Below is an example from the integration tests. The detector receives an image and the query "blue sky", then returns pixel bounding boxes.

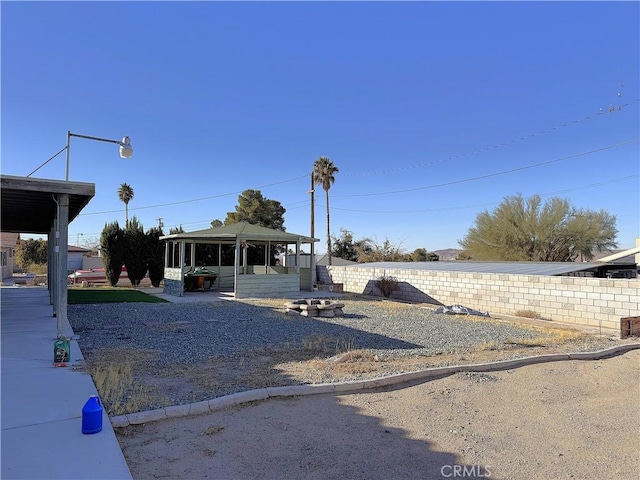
[2,1,639,253]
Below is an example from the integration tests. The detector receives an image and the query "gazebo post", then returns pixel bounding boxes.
[234,237,240,294]
[179,240,186,297]
[266,241,270,274]
[310,238,316,289]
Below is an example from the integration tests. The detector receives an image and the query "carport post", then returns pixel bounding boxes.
[55,193,69,337]
[48,223,56,308]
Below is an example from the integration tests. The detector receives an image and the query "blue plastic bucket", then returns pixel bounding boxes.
[82,395,103,434]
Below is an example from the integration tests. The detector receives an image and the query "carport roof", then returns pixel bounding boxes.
[1,175,95,234]
[351,260,615,276]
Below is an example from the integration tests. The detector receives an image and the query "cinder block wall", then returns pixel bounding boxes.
[326,265,639,331]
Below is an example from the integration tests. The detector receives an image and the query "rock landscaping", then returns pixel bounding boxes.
[284,299,345,317]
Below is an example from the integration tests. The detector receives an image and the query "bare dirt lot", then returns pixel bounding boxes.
[116,349,640,480]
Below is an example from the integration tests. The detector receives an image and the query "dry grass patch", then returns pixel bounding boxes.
[201,425,225,436]
[84,347,169,415]
[515,309,548,320]
[375,300,413,315]
[505,326,585,347]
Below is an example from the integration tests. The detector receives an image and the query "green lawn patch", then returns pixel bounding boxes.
[68,288,168,304]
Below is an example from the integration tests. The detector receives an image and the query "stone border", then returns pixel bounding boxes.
[110,343,640,428]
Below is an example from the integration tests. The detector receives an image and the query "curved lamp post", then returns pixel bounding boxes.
[26,131,133,180]
[49,131,133,360]
[65,131,133,180]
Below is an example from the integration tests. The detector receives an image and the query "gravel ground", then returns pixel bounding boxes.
[68,297,622,411]
[69,299,594,366]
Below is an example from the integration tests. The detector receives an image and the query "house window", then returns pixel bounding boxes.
[1,252,7,267]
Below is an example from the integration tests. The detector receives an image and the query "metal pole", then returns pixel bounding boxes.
[310,171,316,288]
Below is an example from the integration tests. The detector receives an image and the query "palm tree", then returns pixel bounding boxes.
[117,183,134,226]
[313,156,339,265]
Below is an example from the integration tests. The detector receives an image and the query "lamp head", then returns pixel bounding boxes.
[119,136,133,158]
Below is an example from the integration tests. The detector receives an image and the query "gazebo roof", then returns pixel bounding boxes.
[161,222,318,243]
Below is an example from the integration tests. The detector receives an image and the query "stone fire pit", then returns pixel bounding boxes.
[284,299,345,318]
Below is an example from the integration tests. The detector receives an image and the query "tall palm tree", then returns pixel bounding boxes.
[313,156,339,265]
[117,183,134,226]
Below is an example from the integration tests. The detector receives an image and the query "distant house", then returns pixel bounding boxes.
[0,233,20,279]
[67,245,92,272]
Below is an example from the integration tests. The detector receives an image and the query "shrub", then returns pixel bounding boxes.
[100,221,125,287]
[375,275,398,298]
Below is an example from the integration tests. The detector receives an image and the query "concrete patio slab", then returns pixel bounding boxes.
[1,286,132,480]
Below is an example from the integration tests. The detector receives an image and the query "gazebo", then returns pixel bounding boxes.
[160,222,318,298]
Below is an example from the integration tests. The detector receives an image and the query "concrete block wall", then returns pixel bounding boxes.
[326,265,639,331]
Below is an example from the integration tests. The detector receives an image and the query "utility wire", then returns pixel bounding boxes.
[73,103,638,219]
[333,138,639,198]
[85,174,634,240]
[332,175,639,214]
[341,99,639,178]
[81,173,308,216]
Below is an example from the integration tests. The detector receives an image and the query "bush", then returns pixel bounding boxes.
[375,275,398,298]
[101,221,125,287]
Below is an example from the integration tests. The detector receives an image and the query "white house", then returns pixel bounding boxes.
[0,233,19,280]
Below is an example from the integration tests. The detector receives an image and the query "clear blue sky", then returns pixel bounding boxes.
[2,1,638,253]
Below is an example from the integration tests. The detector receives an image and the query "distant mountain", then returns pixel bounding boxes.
[433,248,463,261]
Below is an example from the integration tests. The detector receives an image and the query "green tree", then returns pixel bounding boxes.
[459,194,618,261]
[169,225,185,234]
[224,189,286,231]
[331,229,359,262]
[117,183,135,226]
[146,226,165,287]
[313,156,339,265]
[123,217,148,287]
[210,219,223,228]
[100,221,125,286]
[15,238,48,267]
[331,228,373,263]
[411,248,439,262]
[357,238,405,263]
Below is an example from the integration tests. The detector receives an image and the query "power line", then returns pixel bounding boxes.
[333,138,639,198]
[80,173,308,216]
[340,99,640,178]
[75,102,639,218]
[332,175,639,214]
[112,174,636,237]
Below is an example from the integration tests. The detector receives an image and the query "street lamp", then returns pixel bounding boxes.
[45,130,132,365]
[26,130,133,180]
[65,131,133,180]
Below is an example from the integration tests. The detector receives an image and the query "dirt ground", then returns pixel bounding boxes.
[116,349,639,480]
